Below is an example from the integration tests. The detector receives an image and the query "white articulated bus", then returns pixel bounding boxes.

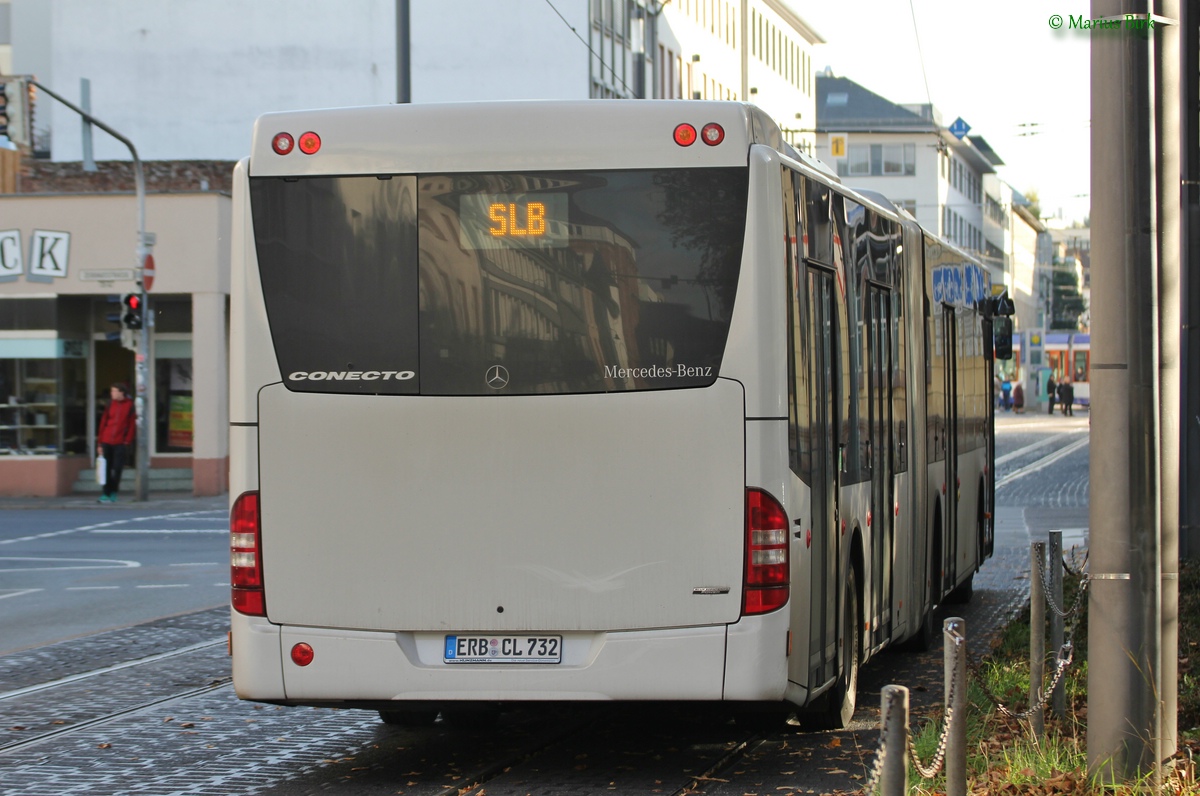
[229,100,995,729]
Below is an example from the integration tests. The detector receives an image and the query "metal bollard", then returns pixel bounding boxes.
[1049,530,1065,718]
[880,685,909,796]
[945,617,967,796]
[1030,541,1045,739]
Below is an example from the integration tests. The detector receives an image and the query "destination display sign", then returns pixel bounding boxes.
[458,193,569,250]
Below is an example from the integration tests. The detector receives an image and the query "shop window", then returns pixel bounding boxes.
[156,358,193,453]
[0,356,88,455]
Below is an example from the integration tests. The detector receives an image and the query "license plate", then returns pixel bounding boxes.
[443,635,562,664]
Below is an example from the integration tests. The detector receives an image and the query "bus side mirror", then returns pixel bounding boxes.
[993,316,1014,360]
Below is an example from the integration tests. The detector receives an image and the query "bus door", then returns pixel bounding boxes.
[941,305,959,594]
[866,285,894,648]
[806,267,841,690]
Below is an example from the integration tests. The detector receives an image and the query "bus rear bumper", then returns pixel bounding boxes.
[277,624,728,703]
[231,613,796,705]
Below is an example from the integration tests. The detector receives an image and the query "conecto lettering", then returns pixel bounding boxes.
[288,370,415,381]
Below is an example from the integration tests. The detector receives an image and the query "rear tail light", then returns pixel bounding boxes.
[271,133,294,155]
[231,491,265,616]
[743,488,789,615]
[673,123,698,146]
[297,131,321,155]
[700,123,725,146]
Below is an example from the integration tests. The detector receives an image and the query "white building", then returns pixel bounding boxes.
[657,0,822,153]
[0,0,824,495]
[18,0,820,163]
[813,74,1000,286]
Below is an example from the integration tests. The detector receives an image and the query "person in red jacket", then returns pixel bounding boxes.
[97,382,136,503]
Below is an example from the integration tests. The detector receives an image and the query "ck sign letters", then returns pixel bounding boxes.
[28,230,70,283]
[0,230,22,282]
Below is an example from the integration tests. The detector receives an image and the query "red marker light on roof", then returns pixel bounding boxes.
[701,123,725,146]
[673,123,698,147]
[298,131,321,155]
[272,133,294,155]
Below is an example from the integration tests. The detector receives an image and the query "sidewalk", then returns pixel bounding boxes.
[0,491,228,512]
[995,404,1091,428]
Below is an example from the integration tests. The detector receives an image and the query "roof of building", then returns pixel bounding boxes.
[815,75,937,133]
[816,74,999,175]
[967,135,1005,167]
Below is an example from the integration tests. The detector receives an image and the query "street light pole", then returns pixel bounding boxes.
[31,79,152,501]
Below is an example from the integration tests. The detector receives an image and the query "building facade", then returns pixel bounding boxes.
[814,74,1000,286]
[0,0,822,496]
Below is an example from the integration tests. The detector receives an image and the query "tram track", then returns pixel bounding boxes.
[0,635,231,756]
[0,677,230,754]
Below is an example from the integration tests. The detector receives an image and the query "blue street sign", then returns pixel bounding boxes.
[949,117,971,140]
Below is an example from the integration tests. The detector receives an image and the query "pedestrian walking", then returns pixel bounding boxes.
[1062,379,1074,416]
[1001,379,1012,411]
[97,382,136,503]
[1047,375,1057,415]
[1013,382,1025,413]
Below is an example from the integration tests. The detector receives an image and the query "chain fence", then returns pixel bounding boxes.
[860,622,967,796]
[857,534,1091,794]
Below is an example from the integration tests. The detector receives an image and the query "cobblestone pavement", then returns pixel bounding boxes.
[0,418,1088,796]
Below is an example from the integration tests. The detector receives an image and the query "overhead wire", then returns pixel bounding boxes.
[544,0,635,97]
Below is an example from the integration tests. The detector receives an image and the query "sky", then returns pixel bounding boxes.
[799,0,1092,226]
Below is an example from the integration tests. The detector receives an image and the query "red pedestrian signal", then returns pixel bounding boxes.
[121,293,143,330]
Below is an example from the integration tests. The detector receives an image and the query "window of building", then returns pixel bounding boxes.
[836,143,916,177]
[0,355,88,456]
[882,144,916,175]
[155,354,193,453]
[845,145,870,176]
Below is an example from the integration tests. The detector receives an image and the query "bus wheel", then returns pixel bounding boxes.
[807,567,860,730]
[379,708,439,727]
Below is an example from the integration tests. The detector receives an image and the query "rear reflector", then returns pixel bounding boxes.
[291,643,314,667]
[743,488,789,615]
[230,491,265,616]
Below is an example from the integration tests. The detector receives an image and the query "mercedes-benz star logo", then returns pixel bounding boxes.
[485,365,510,390]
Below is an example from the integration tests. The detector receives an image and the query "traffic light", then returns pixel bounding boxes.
[121,293,144,330]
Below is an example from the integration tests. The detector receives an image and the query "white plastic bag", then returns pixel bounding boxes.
[96,454,107,486]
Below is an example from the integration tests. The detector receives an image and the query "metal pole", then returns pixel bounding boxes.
[80,78,95,172]
[739,0,748,101]
[1030,542,1045,740]
[944,617,966,796]
[1087,0,1163,782]
[880,685,909,796]
[396,0,411,103]
[1181,0,1200,562]
[1049,531,1065,718]
[31,79,151,502]
[1158,0,1182,763]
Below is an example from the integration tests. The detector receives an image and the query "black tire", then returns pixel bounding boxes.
[806,567,860,730]
[378,708,439,727]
